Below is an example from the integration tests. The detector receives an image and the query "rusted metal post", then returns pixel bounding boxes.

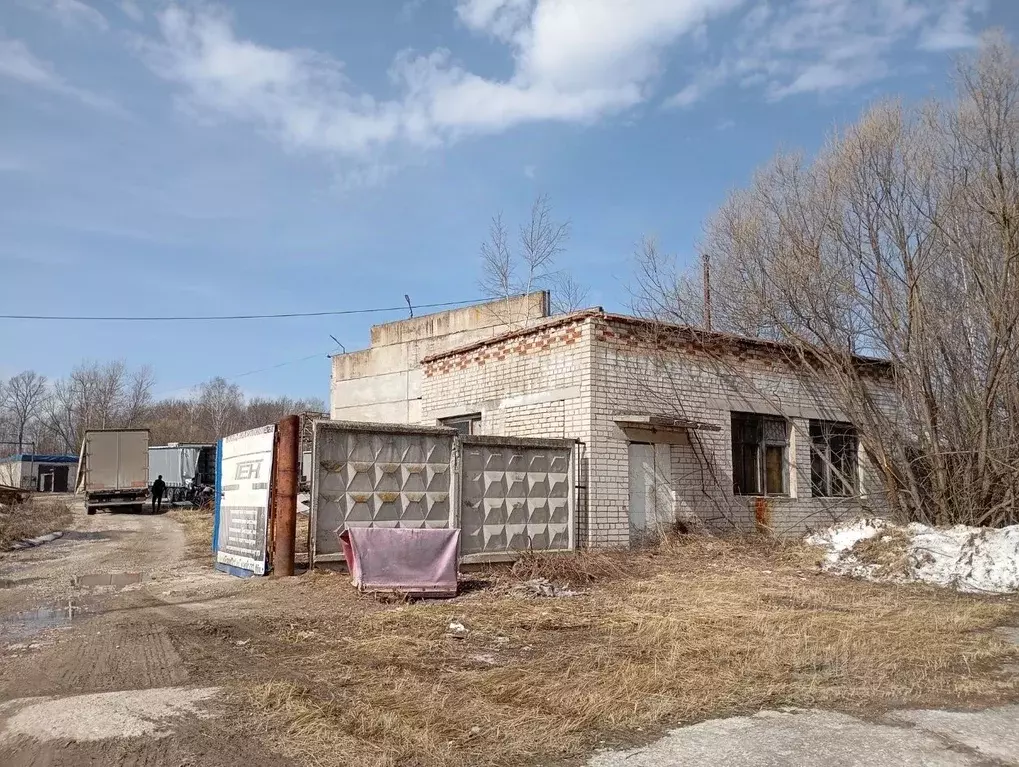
[273,414,300,577]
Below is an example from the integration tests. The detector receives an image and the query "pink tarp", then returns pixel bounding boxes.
[338,527,460,597]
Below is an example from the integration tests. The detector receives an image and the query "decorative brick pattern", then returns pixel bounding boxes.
[424,325,585,377]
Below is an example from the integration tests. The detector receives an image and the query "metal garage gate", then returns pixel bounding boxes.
[458,436,576,561]
[310,421,456,564]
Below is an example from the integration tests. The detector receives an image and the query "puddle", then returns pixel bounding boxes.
[73,572,145,589]
[0,601,80,643]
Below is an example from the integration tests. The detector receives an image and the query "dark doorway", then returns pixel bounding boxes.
[53,465,69,493]
[37,466,70,492]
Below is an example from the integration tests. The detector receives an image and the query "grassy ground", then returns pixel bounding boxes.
[225,537,1019,767]
[0,500,73,550]
[169,506,309,562]
[169,506,215,562]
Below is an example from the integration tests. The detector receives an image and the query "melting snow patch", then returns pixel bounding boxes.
[807,519,1019,594]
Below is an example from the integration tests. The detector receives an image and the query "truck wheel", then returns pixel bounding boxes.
[87,507,97,516]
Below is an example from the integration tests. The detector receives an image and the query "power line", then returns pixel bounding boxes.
[153,350,332,399]
[0,298,485,322]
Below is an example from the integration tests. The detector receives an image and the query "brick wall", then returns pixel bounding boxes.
[420,316,596,542]
[420,313,898,548]
[589,317,894,540]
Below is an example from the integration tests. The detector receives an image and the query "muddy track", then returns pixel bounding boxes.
[0,501,288,767]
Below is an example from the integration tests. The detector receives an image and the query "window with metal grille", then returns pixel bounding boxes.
[440,413,481,436]
[809,420,858,497]
[731,412,789,496]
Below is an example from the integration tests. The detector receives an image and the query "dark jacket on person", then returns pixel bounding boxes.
[152,478,167,497]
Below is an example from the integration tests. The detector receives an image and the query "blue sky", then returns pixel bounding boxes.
[1,0,1014,403]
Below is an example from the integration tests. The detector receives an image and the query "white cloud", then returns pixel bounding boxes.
[19,0,109,31]
[523,164,536,178]
[0,38,58,86]
[0,37,123,113]
[456,0,532,42]
[137,0,992,173]
[120,0,144,23]
[769,60,889,100]
[715,118,735,131]
[141,1,739,162]
[666,82,707,109]
[398,0,426,24]
[668,0,989,105]
[919,1,988,52]
[141,6,403,157]
[515,0,743,93]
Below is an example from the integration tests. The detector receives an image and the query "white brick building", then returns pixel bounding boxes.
[331,301,896,547]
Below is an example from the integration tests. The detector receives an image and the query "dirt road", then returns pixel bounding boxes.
[0,501,1016,767]
[0,500,287,767]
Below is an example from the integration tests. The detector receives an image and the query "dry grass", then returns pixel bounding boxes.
[509,548,634,584]
[296,513,309,555]
[171,506,310,562]
[169,506,215,560]
[0,500,73,549]
[851,528,914,577]
[237,537,1019,767]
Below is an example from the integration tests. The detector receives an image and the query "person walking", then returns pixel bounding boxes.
[151,475,166,514]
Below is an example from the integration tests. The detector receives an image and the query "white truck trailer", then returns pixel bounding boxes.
[76,429,151,515]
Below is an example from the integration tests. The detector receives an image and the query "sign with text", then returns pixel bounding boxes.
[216,424,275,576]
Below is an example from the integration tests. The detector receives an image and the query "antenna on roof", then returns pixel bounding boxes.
[405,294,413,318]
[329,335,345,354]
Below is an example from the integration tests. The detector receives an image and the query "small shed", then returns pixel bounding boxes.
[0,454,79,492]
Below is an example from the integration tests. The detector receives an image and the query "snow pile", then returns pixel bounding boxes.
[807,518,1019,594]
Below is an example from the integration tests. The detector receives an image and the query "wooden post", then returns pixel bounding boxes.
[272,414,299,577]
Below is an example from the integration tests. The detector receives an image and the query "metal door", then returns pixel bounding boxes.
[628,443,654,537]
[53,465,69,493]
[628,442,671,545]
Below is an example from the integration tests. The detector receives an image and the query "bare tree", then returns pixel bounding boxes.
[6,359,322,450]
[122,366,155,427]
[196,377,244,440]
[633,32,1019,528]
[43,361,157,452]
[146,398,201,445]
[479,194,586,320]
[1,371,49,449]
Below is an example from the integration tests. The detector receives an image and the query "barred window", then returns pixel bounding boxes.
[809,420,858,497]
[731,412,789,496]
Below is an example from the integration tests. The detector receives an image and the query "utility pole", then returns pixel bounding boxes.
[272,415,299,577]
[702,252,713,332]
